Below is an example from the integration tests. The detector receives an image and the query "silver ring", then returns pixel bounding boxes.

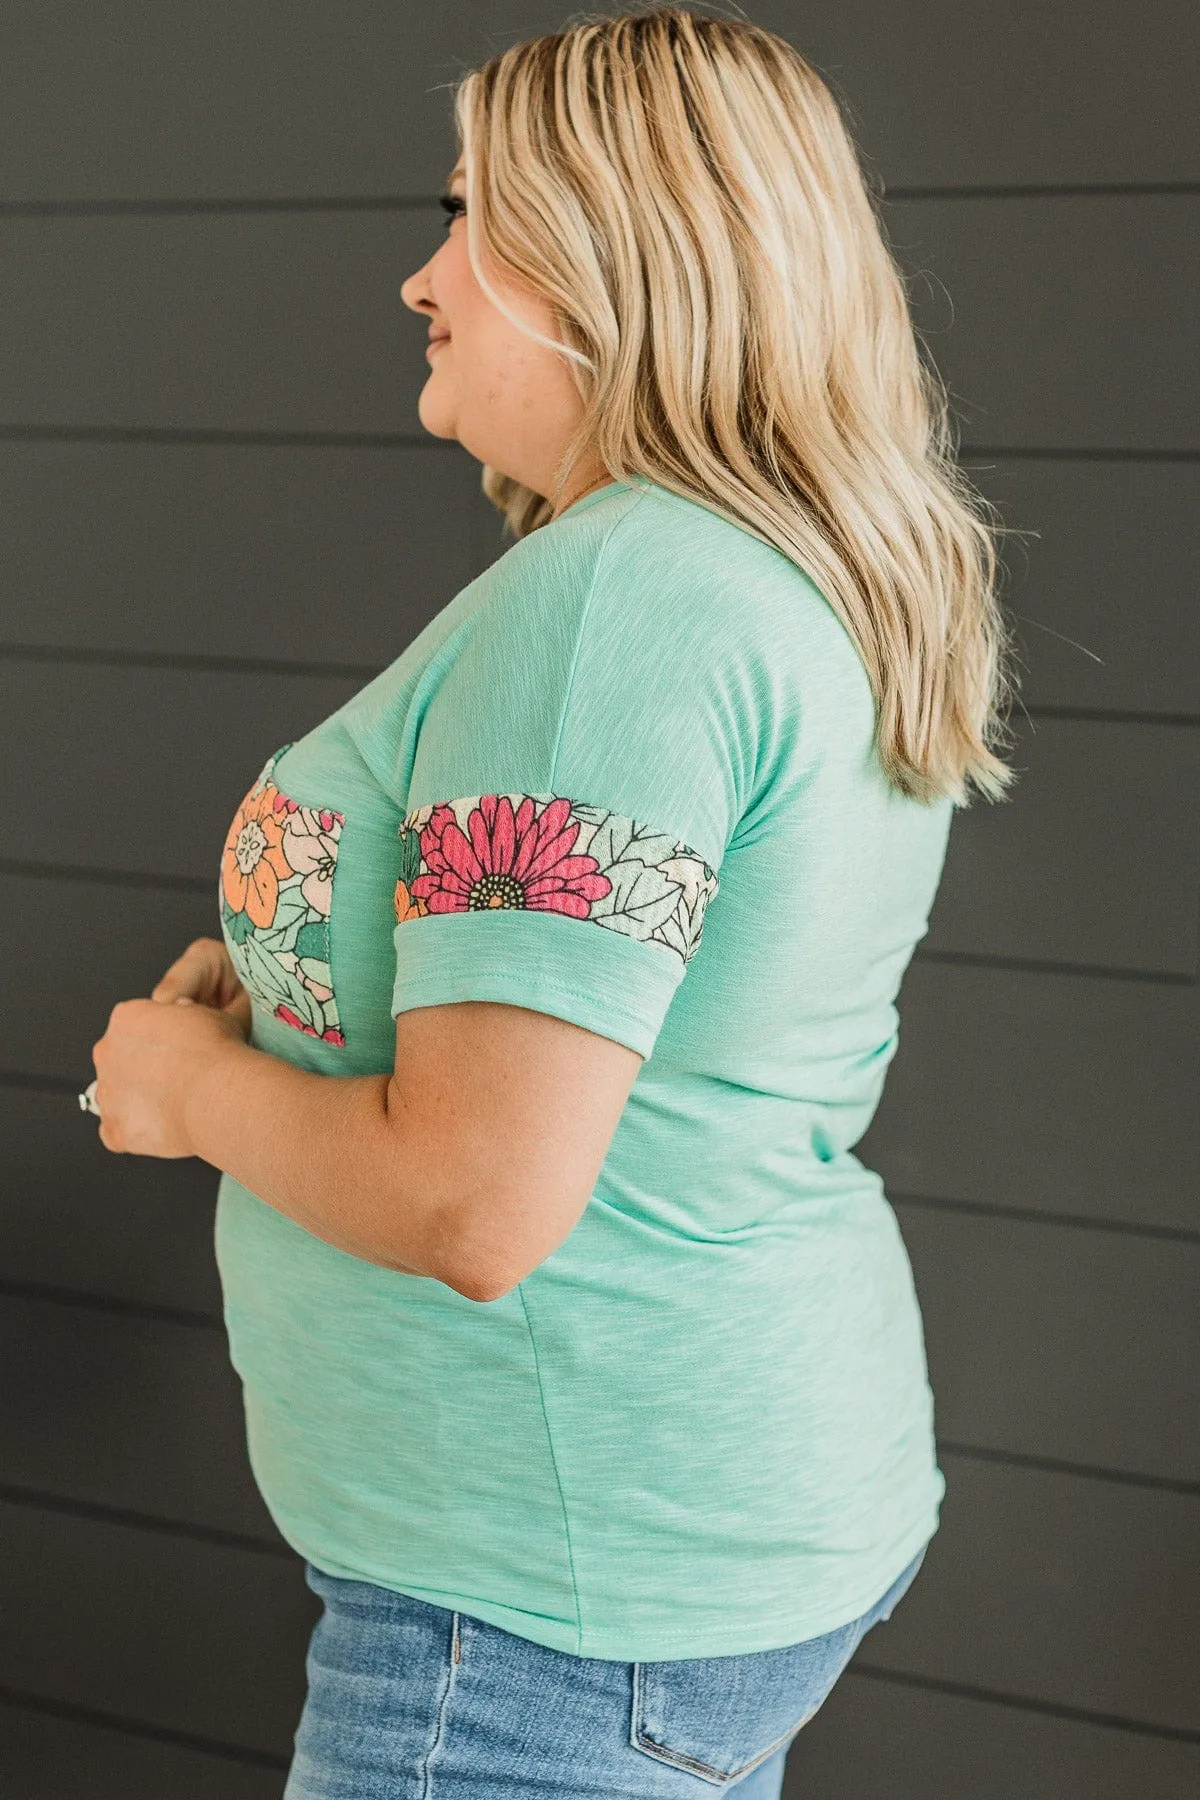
[78,1078,101,1117]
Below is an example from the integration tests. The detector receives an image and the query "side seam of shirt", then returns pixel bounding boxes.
[517,1282,585,1654]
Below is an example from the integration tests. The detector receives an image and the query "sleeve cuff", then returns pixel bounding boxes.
[391,907,685,1060]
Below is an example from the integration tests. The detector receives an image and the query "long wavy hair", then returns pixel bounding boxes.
[449,3,1021,806]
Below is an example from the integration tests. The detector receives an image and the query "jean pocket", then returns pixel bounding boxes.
[630,1618,862,1787]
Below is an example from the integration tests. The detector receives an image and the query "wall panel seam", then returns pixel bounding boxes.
[0,424,434,448]
[0,642,384,680]
[0,1482,288,1559]
[4,650,1197,728]
[0,427,1198,460]
[913,949,1197,986]
[938,1443,1200,1498]
[848,1666,1200,1745]
[3,872,1193,985]
[1,180,1196,217]
[0,1278,221,1329]
[892,1192,1200,1246]
[0,1683,289,1769]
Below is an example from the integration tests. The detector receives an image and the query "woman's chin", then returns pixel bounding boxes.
[415,391,457,440]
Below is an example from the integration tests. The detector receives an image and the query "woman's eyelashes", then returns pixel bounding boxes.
[438,193,466,228]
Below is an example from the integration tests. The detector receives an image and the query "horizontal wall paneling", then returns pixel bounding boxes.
[784,1667,1200,1800]
[861,1452,1200,1736]
[0,1084,223,1315]
[0,211,440,433]
[0,1499,316,1758]
[0,663,360,883]
[1,873,234,1082]
[0,1698,285,1800]
[923,716,1199,977]
[896,1204,1200,1484]
[2,199,1194,448]
[5,446,1195,722]
[5,1453,1195,1758]
[5,1207,1193,1540]
[1,2,1195,202]
[964,457,1200,718]
[6,910,1196,1233]
[887,193,1199,452]
[0,1297,278,1542]
[0,440,497,664]
[859,961,1199,1235]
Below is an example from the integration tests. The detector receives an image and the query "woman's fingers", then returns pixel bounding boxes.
[152,937,235,1009]
[151,938,252,1040]
[150,942,212,1004]
[223,986,254,1034]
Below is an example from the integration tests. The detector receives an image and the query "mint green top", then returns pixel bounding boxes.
[214,476,953,1660]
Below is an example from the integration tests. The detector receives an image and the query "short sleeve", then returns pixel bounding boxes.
[390,498,754,1058]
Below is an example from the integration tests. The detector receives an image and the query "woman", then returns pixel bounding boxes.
[86,7,1018,1795]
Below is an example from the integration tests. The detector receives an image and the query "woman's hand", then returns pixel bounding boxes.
[152,936,253,1038]
[90,939,254,1157]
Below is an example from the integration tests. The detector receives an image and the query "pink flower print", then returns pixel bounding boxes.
[280,806,343,918]
[410,794,612,918]
[274,1003,345,1045]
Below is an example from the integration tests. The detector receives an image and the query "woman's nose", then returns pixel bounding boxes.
[399,265,431,313]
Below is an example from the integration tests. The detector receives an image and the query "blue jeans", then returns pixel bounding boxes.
[283,1546,927,1797]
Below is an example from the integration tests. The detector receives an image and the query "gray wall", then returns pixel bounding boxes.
[1,4,1195,1795]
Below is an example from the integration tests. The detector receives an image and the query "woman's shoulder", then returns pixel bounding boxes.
[492,480,827,641]
[602,483,868,690]
[465,479,868,750]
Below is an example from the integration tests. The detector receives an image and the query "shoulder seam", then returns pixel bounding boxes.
[546,486,649,791]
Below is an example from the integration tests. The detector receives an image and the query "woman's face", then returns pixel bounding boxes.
[400,163,606,515]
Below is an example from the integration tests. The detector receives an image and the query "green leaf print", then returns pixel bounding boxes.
[596,861,682,939]
[660,888,712,962]
[658,910,689,960]
[222,901,255,946]
[256,881,310,955]
[296,957,333,990]
[294,918,331,963]
[242,934,324,1032]
[396,824,423,889]
[569,802,612,827]
[585,813,679,876]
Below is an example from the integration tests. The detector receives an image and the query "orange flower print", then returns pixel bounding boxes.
[217,744,348,1047]
[393,878,428,924]
[220,780,295,929]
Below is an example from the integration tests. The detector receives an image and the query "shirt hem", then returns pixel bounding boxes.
[260,1505,940,1662]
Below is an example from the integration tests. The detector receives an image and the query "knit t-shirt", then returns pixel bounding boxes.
[213,475,954,1661]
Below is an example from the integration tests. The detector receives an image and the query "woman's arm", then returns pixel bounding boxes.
[181,1000,641,1301]
[181,1044,439,1281]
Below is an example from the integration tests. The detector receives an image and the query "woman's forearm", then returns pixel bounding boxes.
[183,1038,455,1284]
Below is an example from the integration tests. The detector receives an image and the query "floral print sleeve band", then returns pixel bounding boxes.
[393,792,719,969]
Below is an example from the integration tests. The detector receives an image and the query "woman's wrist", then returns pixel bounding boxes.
[181,1024,259,1164]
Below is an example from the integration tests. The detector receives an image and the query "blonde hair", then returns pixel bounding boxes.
[451,3,1022,806]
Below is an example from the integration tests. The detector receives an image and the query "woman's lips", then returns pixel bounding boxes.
[426,336,450,357]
